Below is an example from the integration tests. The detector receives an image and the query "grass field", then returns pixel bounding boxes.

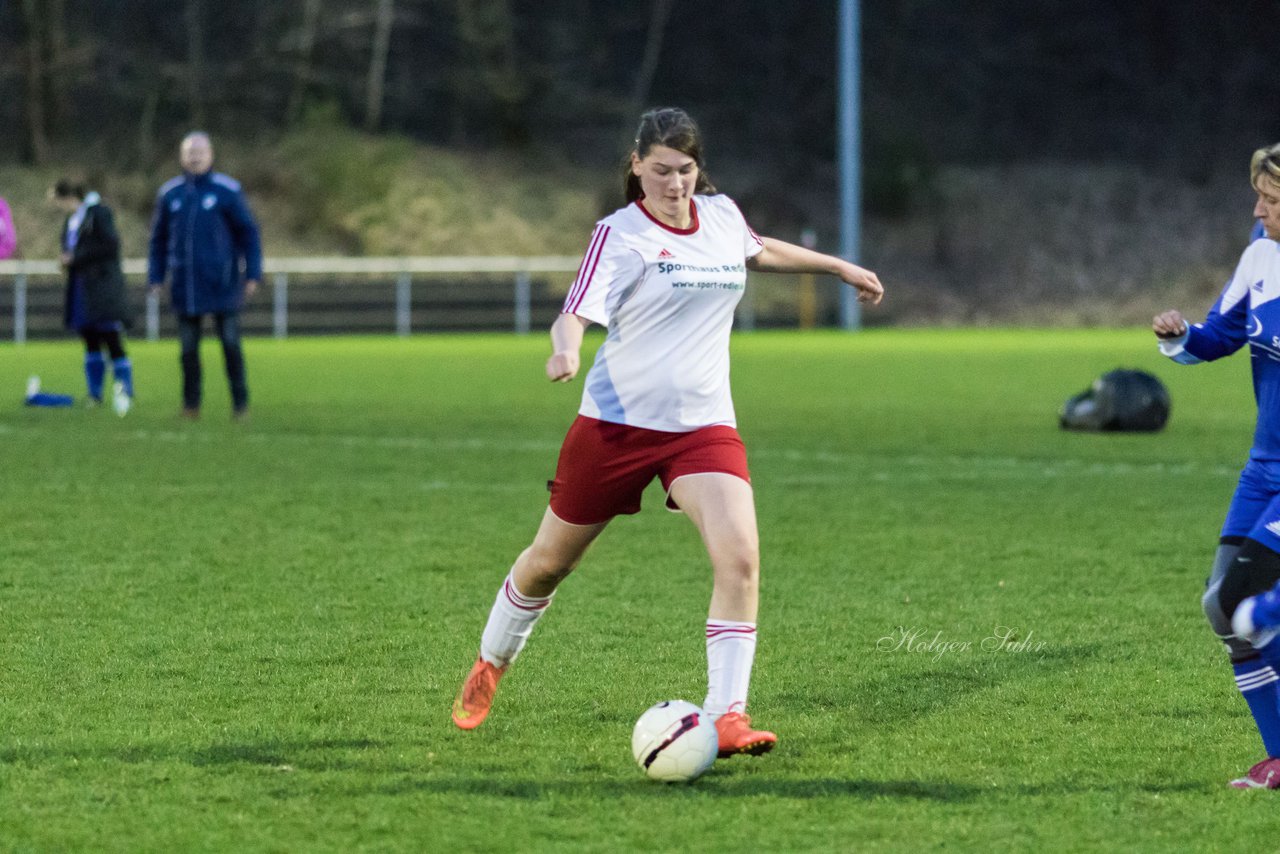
[0,328,1270,851]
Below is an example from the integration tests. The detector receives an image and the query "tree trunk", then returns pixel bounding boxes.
[364,0,394,131]
[46,0,71,129]
[626,0,673,127]
[288,0,323,124]
[187,0,207,127]
[20,0,50,164]
[137,89,160,167]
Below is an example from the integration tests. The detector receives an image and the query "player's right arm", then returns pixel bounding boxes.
[547,313,590,382]
[1154,293,1248,365]
[1155,245,1259,364]
[548,219,638,383]
[1153,309,1187,340]
[146,189,170,291]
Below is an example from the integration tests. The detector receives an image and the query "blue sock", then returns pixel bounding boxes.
[84,352,106,400]
[112,357,133,397]
[1235,660,1280,757]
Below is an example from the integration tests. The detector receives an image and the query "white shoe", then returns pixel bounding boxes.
[25,375,39,399]
[111,381,131,417]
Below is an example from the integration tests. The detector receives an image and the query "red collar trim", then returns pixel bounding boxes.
[636,198,699,235]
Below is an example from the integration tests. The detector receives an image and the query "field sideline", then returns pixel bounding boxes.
[0,329,1270,851]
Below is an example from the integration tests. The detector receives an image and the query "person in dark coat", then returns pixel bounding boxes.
[51,180,133,414]
[147,131,262,420]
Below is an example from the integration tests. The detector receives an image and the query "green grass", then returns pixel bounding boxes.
[0,328,1268,851]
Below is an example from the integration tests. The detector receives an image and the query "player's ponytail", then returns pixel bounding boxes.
[622,107,717,203]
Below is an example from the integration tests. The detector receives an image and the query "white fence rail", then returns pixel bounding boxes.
[0,256,584,343]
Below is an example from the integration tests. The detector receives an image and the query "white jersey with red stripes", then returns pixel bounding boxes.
[563,193,764,432]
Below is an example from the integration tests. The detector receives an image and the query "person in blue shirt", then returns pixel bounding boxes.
[1154,142,1280,789]
[147,132,261,420]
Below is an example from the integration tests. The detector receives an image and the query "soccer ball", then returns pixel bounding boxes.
[631,700,718,782]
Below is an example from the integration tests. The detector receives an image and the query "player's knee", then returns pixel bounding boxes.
[519,543,579,586]
[1202,581,1234,637]
[1205,581,1262,661]
[714,541,759,586]
[1219,538,1280,619]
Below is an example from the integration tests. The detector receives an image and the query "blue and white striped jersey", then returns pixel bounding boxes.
[1161,237,1280,460]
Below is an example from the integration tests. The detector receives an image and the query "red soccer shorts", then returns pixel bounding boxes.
[548,415,751,525]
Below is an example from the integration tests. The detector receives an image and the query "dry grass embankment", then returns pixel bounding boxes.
[0,133,1256,325]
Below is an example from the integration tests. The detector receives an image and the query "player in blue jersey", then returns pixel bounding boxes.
[1154,142,1280,789]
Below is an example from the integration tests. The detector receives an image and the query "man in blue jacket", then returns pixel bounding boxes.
[148,131,262,419]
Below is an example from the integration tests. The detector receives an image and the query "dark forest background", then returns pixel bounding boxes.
[4,0,1280,322]
[6,2,1277,171]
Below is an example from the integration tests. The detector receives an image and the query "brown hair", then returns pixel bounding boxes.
[622,107,717,203]
[52,179,87,201]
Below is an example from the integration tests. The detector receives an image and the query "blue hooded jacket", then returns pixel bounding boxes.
[147,170,262,316]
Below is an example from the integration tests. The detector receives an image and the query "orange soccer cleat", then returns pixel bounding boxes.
[715,711,777,758]
[451,656,507,730]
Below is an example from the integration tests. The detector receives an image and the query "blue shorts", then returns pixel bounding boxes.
[1222,459,1280,552]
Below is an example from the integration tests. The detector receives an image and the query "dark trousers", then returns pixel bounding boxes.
[81,328,127,359]
[178,313,248,411]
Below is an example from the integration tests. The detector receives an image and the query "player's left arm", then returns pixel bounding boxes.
[146,191,170,288]
[225,189,263,297]
[747,236,883,304]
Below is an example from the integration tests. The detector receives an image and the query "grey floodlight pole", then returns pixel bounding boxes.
[838,0,862,330]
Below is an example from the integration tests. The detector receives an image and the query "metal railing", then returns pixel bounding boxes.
[0,256,583,343]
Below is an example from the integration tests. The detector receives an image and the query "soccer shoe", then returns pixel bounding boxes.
[714,711,777,758]
[1230,757,1280,789]
[451,656,507,730]
[1234,584,1280,642]
[111,381,131,417]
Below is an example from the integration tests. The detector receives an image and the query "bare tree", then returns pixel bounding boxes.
[187,0,207,127]
[45,0,72,128]
[288,0,323,123]
[19,0,50,164]
[364,0,394,131]
[137,90,160,166]
[626,0,673,124]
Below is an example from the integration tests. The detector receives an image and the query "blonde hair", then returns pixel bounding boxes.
[1251,143,1280,191]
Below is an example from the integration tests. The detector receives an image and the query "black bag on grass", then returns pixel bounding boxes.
[1059,369,1170,432]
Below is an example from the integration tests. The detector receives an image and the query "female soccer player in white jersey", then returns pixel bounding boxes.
[451,107,884,758]
[1154,142,1280,789]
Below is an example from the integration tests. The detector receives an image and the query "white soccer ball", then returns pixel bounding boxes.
[631,700,718,782]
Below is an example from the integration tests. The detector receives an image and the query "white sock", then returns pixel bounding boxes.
[703,619,757,720]
[478,571,554,667]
